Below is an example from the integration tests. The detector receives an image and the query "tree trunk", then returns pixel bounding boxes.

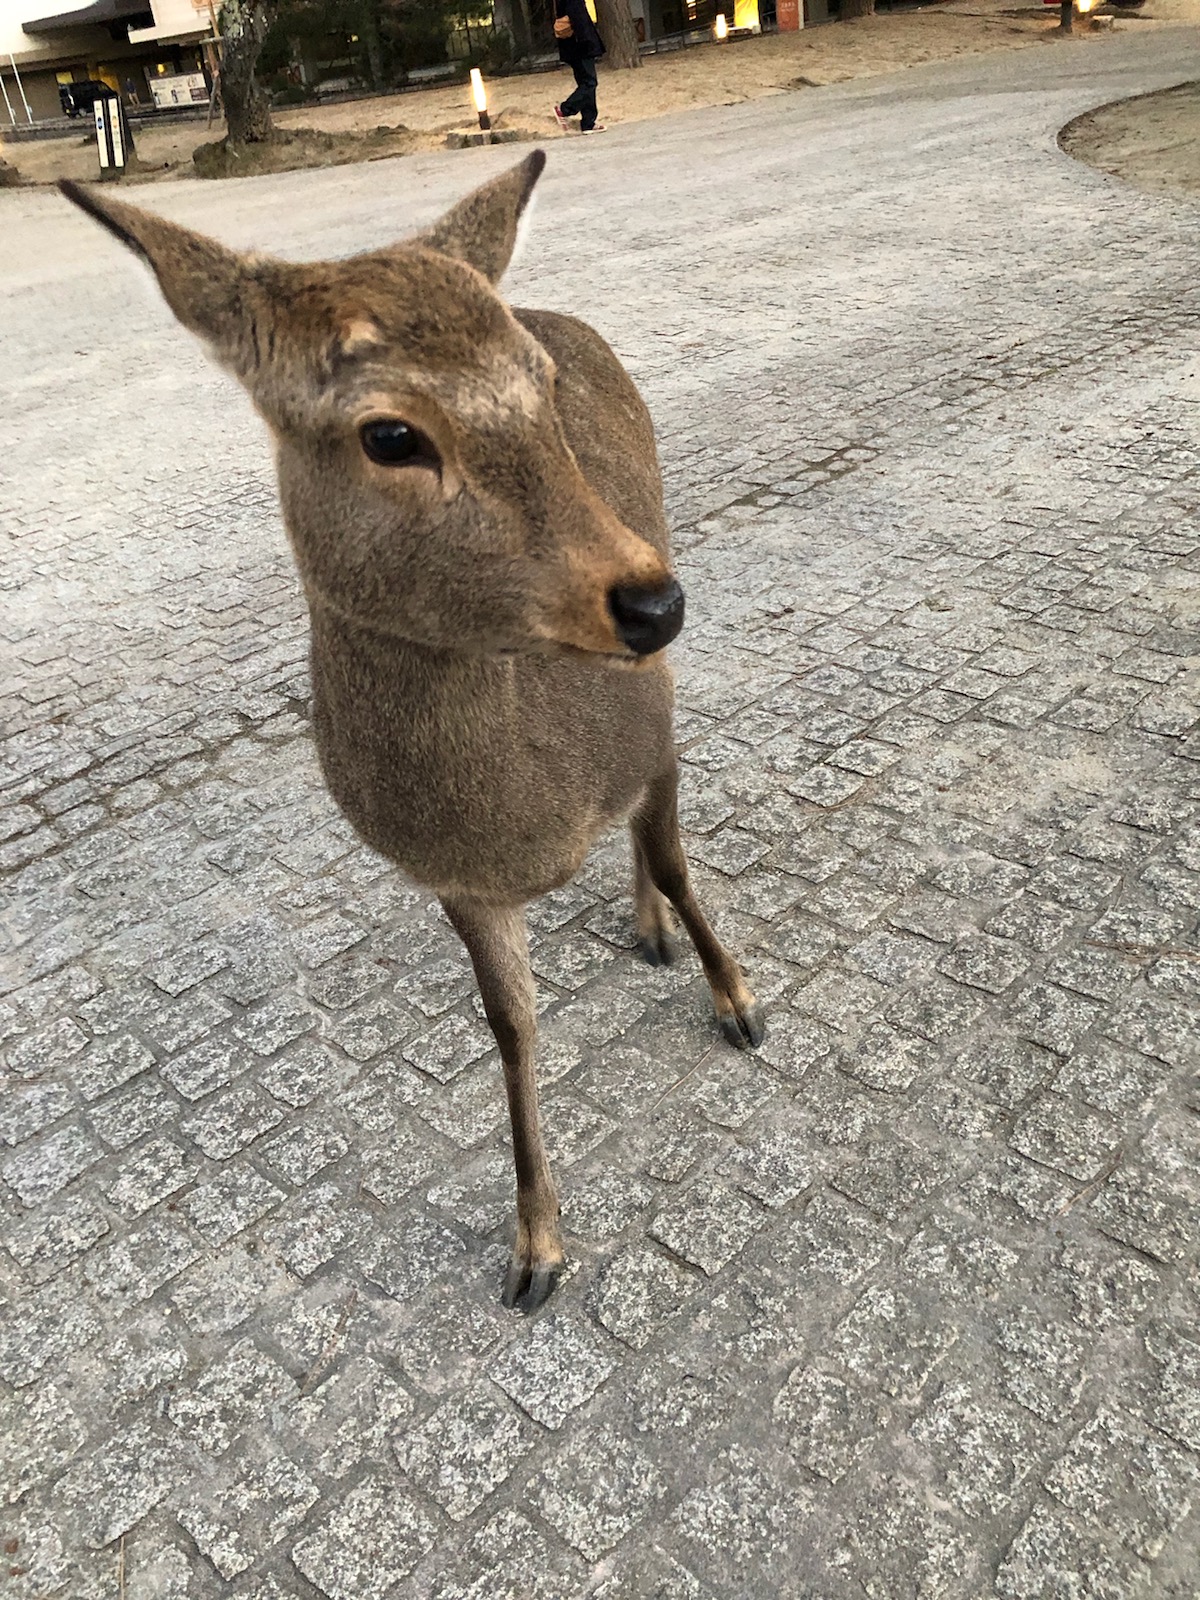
[595,0,641,68]
[493,0,533,56]
[358,0,385,88]
[219,0,276,146]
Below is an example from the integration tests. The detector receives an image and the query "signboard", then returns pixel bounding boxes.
[148,72,208,110]
[94,96,126,176]
[777,0,801,26]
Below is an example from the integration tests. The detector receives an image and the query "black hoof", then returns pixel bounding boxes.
[638,933,677,968]
[719,1002,765,1050]
[501,1256,563,1313]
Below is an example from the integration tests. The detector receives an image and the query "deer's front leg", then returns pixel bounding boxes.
[632,764,766,1049]
[441,896,563,1312]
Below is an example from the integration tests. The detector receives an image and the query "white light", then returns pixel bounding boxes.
[714,12,729,36]
[470,68,487,114]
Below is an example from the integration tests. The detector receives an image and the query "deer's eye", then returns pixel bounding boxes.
[360,420,437,468]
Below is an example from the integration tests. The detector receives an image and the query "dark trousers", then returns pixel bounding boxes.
[561,57,598,131]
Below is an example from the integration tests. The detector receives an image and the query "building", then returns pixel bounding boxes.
[0,0,213,124]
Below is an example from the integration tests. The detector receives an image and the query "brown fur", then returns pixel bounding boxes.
[61,153,764,1310]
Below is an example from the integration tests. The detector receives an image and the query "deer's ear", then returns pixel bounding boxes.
[419,148,546,284]
[60,180,253,369]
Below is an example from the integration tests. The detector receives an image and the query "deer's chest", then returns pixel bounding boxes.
[306,627,670,903]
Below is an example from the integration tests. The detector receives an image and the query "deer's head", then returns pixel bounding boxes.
[61,153,682,661]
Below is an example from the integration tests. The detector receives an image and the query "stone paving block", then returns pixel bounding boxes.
[170,1244,290,1337]
[289,1359,415,1482]
[773,1364,891,1484]
[717,1122,819,1207]
[489,1312,617,1430]
[832,1284,960,1401]
[180,1082,285,1159]
[670,1445,812,1594]
[4,1190,111,1282]
[996,1503,1151,1600]
[529,1420,668,1559]
[178,1165,288,1248]
[1,1124,103,1207]
[1052,1237,1163,1333]
[839,1021,932,1094]
[832,1137,958,1222]
[885,977,987,1042]
[291,1470,441,1600]
[1136,1324,1200,1452]
[561,1165,655,1240]
[1057,1038,1170,1117]
[71,1033,156,1100]
[394,1384,533,1521]
[590,1546,708,1600]
[159,1036,256,1101]
[1043,1406,1199,1561]
[424,1508,582,1600]
[3,1381,87,1503]
[995,1313,1090,1424]
[260,1123,351,1187]
[257,1037,346,1107]
[390,1288,509,1398]
[260,1182,365,1277]
[1087,1165,1196,1266]
[830,1477,978,1600]
[901,1218,1022,1303]
[168,1338,298,1454]
[648,1181,766,1276]
[1008,1092,1122,1184]
[178,1446,321,1580]
[100,1134,196,1216]
[3,1016,87,1080]
[0,1081,73,1147]
[911,1379,1045,1516]
[84,1214,202,1306]
[362,1212,469,1301]
[56,1418,191,1549]
[590,1242,700,1349]
[754,1007,836,1082]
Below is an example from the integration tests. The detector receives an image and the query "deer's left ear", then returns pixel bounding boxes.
[59,179,262,377]
[419,148,546,284]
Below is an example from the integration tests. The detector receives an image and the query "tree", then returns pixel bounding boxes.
[220,0,280,145]
[595,0,640,69]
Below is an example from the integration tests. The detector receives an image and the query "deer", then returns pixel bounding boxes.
[61,151,765,1311]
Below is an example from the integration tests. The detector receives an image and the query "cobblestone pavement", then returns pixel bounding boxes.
[4,32,1200,1600]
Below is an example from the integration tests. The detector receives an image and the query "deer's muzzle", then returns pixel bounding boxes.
[608,579,686,657]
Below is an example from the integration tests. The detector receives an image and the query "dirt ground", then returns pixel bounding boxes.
[1061,76,1200,192]
[4,0,1199,185]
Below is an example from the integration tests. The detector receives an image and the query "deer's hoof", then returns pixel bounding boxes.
[501,1253,562,1313]
[719,999,765,1050]
[638,931,677,968]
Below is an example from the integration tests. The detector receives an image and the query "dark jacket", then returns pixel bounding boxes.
[555,0,605,62]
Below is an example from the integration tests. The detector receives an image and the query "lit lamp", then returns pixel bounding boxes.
[714,12,729,37]
[470,68,491,136]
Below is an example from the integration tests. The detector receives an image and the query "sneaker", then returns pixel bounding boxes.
[581,123,607,133]
[553,104,570,131]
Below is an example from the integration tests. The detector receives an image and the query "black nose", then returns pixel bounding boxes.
[608,579,685,656]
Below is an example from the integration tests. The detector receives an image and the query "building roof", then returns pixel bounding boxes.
[21,0,150,34]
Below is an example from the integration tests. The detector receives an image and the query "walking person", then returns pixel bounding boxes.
[553,0,606,134]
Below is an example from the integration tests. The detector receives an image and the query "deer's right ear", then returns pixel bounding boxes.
[419,148,546,284]
[60,180,253,371]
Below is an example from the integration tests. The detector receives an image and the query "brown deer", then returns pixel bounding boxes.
[62,152,764,1311]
